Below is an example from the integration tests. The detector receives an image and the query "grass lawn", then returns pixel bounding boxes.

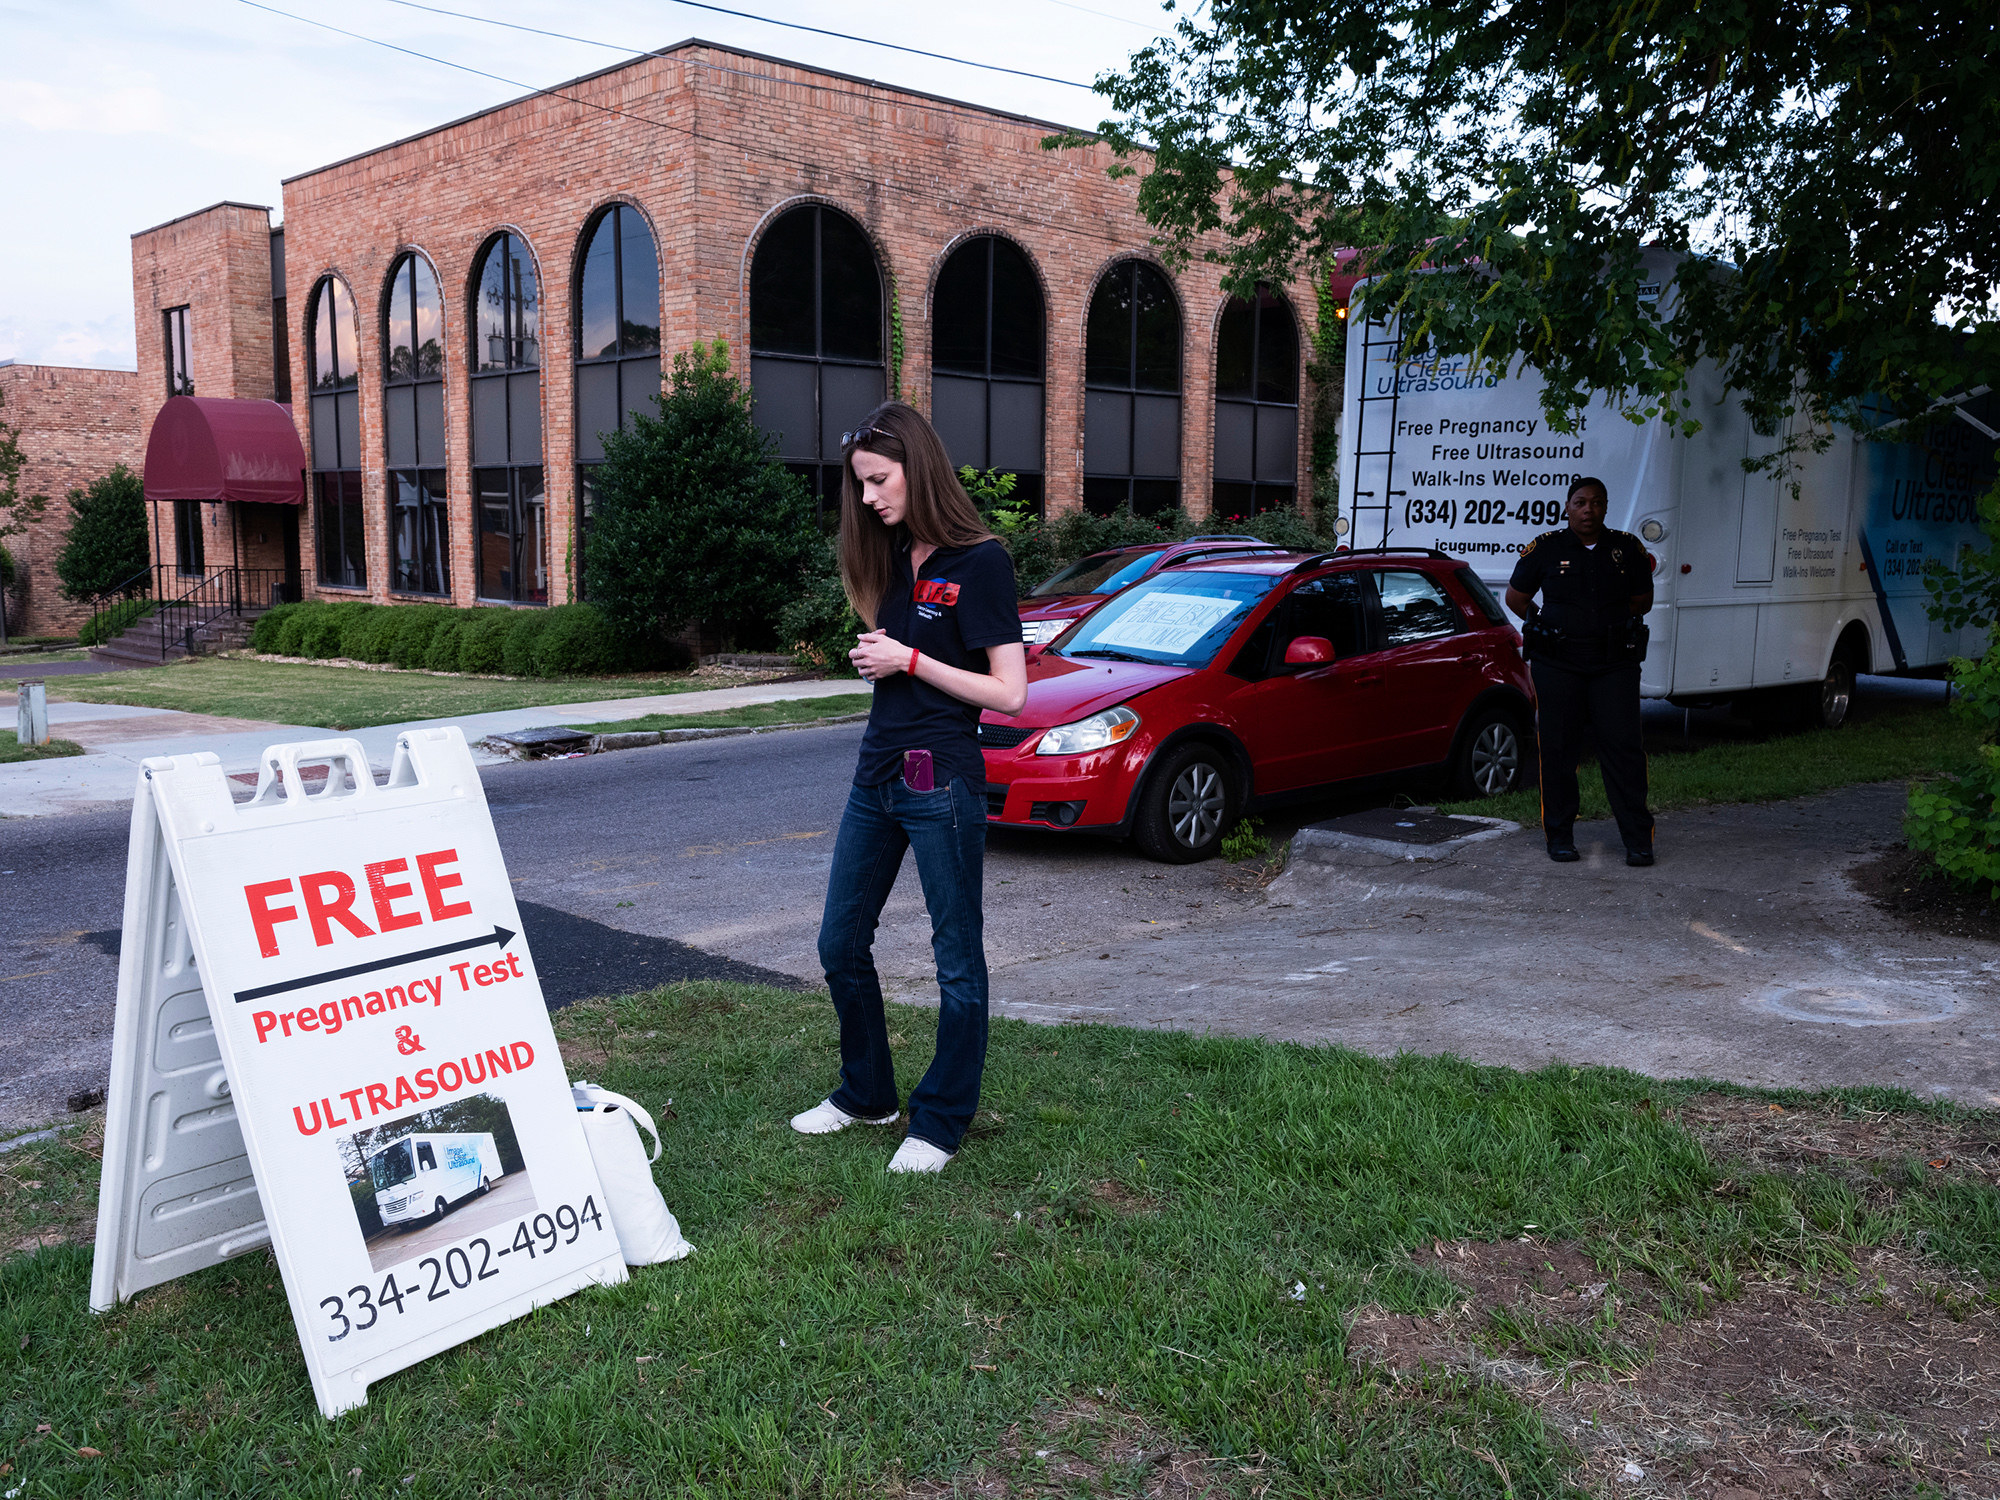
[1440,700,1981,823]
[38,657,728,731]
[573,692,873,734]
[0,729,84,763]
[6,981,1995,1497]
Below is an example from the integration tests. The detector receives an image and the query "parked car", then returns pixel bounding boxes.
[980,549,1534,862]
[1017,536,1291,644]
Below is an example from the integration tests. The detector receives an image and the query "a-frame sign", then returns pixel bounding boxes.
[91,729,625,1417]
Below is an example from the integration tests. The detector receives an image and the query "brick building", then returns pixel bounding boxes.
[58,39,1327,628]
[0,361,145,637]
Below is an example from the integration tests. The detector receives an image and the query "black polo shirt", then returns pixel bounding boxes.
[1509,527,1652,637]
[854,537,1022,789]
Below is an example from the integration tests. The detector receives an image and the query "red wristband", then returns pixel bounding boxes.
[909,648,919,676]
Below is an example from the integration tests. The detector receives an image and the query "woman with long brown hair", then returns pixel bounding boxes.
[789,401,1027,1173]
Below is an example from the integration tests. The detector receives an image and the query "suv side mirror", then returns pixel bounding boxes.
[1283,636,1334,667]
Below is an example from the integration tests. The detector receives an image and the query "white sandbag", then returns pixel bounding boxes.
[570,1081,694,1265]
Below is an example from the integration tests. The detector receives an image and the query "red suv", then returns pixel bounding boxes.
[980,549,1534,862]
[1017,536,1291,645]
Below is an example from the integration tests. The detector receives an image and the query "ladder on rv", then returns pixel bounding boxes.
[1346,308,1404,549]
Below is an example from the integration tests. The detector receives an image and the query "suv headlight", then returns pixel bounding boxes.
[1035,705,1141,756]
[1023,618,1068,645]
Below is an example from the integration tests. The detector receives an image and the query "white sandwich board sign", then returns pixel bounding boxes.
[91,728,625,1418]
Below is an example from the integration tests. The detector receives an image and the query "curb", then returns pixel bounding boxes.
[482,711,871,759]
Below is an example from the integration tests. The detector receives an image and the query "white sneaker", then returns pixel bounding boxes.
[886,1136,953,1174]
[789,1098,900,1135]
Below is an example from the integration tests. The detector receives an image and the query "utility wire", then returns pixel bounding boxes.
[380,0,1098,90]
[236,0,1162,259]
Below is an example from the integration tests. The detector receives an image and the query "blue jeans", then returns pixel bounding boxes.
[818,776,989,1154]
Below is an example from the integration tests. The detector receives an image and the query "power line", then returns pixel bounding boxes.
[239,0,1161,261]
[380,0,1099,91]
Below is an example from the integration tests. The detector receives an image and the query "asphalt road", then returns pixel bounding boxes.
[0,721,1275,1131]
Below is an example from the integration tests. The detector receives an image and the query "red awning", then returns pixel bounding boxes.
[143,396,307,505]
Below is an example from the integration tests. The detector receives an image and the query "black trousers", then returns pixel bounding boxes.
[1531,658,1653,851]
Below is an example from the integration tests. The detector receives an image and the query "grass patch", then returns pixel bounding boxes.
[573,693,873,734]
[0,729,84,763]
[43,657,724,730]
[1440,700,1980,823]
[6,982,1995,1496]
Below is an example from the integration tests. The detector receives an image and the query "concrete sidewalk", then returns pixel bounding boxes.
[0,676,868,817]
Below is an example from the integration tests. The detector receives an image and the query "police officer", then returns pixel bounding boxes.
[1504,476,1656,866]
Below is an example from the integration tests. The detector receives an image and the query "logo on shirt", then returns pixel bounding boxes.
[913,580,960,606]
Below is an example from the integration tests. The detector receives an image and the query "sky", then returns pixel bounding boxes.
[0,0,1175,371]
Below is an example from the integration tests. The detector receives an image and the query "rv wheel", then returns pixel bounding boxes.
[479,1176,491,1196]
[1807,655,1855,730]
[433,1196,448,1221]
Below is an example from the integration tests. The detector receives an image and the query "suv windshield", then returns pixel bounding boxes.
[1030,548,1162,598]
[369,1140,415,1192]
[1057,571,1279,668]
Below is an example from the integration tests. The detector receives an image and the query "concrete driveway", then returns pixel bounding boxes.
[963,781,1999,1107]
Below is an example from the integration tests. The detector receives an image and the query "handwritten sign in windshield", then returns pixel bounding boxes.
[1094,591,1240,655]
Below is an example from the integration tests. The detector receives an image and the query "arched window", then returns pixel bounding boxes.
[308,275,364,588]
[749,204,884,511]
[1213,288,1300,516]
[574,204,661,588]
[469,231,546,604]
[931,236,1045,515]
[384,253,449,595]
[1084,261,1182,516]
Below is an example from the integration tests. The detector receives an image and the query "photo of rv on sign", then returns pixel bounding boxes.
[341,1092,531,1272]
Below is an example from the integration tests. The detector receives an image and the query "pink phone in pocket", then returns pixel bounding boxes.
[902,748,935,792]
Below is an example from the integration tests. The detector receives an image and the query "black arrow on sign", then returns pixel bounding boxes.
[233,925,516,1004]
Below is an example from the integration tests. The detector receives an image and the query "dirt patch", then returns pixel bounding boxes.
[1349,1238,2000,1498]
[1850,846,2000,942]
[896,1397,1250,1499]
[1674,1091,2000,1197]
[1087,1180,1159,1216]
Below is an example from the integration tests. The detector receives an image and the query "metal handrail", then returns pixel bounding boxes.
[86,564,292,659]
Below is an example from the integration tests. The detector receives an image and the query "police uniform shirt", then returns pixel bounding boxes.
[854,536,1022,790]
[1508,527,1651,641]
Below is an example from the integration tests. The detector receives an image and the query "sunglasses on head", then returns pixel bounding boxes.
[841,425,888,448]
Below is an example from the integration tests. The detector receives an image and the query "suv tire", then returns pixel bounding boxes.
[1450,706,1526,798]
[1131,743,1236,863]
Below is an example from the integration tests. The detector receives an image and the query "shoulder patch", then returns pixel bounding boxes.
[1518,539,1537,558]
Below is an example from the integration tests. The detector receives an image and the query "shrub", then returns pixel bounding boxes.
[778,537,861,675]
[501,609,556,677]
[423,612,471,672]
[300,601,371,659]
[250,601,304,652]
[338,604,391,662]
[78,597,155,648]
[55,463,148,600]
[456,609,517,675]
[390,604,453,669]
[585,339,818,653]
[528,603,617,677]
[272,601,319,656]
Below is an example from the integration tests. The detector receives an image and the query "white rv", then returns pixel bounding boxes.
[367,1131,501,1228]
[1340,249,1994,725]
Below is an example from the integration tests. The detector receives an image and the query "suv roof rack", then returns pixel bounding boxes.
[1288,545,1454,573]
[1182,534,1264,543]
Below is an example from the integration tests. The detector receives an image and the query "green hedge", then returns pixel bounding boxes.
[245,598,633,678]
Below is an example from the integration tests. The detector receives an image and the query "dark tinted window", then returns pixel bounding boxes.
[310,277,357,390]
[749,208,815,355]
[386,255,443,382]
[1286,573,1368,657]
[1212,286,1299,514]
[933,237,1045,376]
[819,211,882,361]
[619,209,660,354]
[932,247,987,374]
[1085,261,1180,391]
[1455,566,1507,624]
[474,232,540,372]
